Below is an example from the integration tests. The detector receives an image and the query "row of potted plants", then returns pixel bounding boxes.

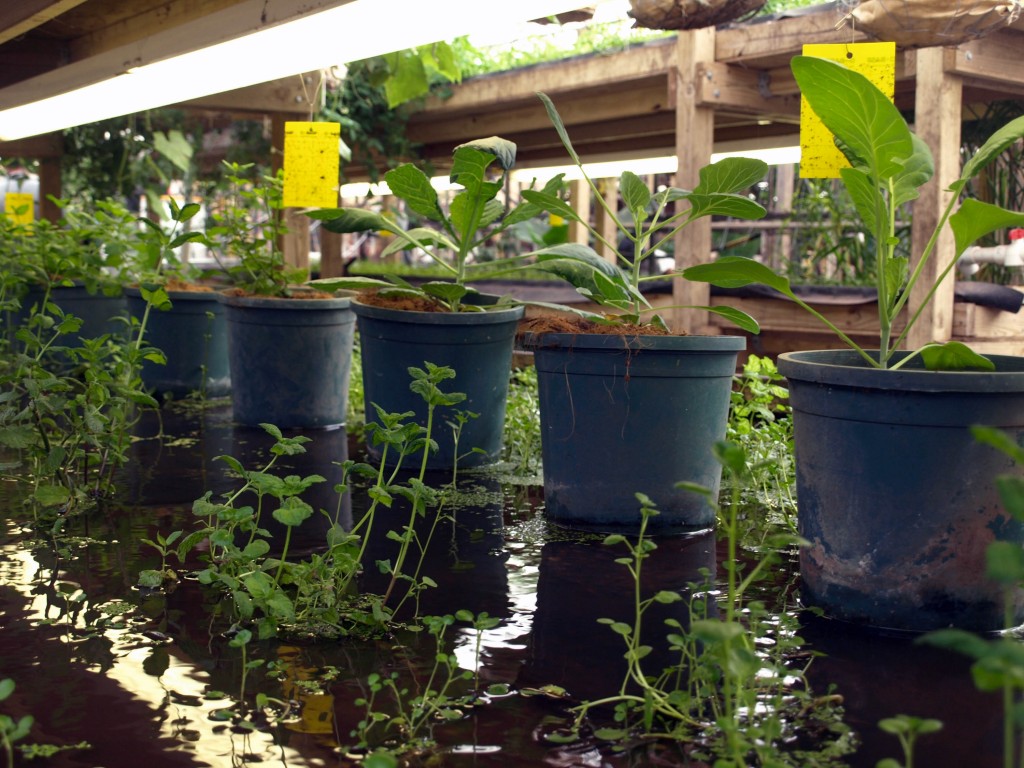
[6,55,1024,636]
[312,56,1024,637]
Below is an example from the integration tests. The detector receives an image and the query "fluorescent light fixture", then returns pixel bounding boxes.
[0,0,590,141]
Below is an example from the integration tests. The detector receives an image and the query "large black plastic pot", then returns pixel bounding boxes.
[523,332,744,532]
[221,292,355,429]
[126,286,230,398]
[779,349,1024,632]
[352,299,524,470]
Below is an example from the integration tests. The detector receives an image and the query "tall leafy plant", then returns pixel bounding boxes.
[685,55,1024,370]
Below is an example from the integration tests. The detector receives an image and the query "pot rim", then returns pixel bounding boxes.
[779,348,1024,393]
[518,330,746,352]
[351,297,525,325]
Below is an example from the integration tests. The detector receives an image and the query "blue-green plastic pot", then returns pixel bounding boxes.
[352,299,524,469]
[779,349,1024,632]
[222,293,355,429]
[525,332,744,532]
[126,287,230,398]
[16,282,126,345]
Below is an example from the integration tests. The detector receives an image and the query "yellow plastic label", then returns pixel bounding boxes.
[800,42,896,178]
[282,122,341,208]
[4,192,34,224]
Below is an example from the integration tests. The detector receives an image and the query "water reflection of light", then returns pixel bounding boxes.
[0,541,316,765]
[452,551,538,674]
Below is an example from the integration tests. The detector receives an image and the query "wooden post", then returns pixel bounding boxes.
[270,112,310,274]
[318,227,344,277]
[907,47,962,349]
[672,27,716,334]
[568,178,591,245]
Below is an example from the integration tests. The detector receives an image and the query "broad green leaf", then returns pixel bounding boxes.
[961,114,1024,181]
[504,174,567,227]
[530,244,634,306]
[950,199,1024,258]
[34,484,70,507]
[385,163,444,222]
[919,341,994,371]
[683,255,793,295]
[0,425,36,449]
[242,571,275,600]
[380,227,458,258]
[792,56,913,183]
[882,255,908,312]
[520,189,580,222]
[620,171,651,223]
[706,305,760,334]
[693,157,769,196]
[153,129,193,174]
[273,496,314,527]
[840,166,884,238]
[308,208,397,234]
[429,41,461,83]
[421,282,470,303]
[457,136,517,172]
[687,192,766,221]
[384,53,428,108]
[892,134,934,207]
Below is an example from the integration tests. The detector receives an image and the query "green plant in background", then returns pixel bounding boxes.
[924,425,1024,768]
[309,137,559,311]
[876,715,943,768]
[685,55,1024,370]
[518,92,767,331]
[0,678,90,768]
[727,355,796,540]
[207,161,305,297]
[501,364,542,480]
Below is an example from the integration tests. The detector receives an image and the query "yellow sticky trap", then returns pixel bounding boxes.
[799,42,896,178]
[4,192,34,224]
[282,122,341,208]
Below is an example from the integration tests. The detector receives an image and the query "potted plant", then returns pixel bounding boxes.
[684,55,1024,631]
[124,199,232,400]
[510,92,768,532]
[307,138,548,469]
[8,198,131,347]
[214,163,355,429]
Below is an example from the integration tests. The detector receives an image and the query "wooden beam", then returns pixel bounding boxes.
[946,30,1024,91]
[672,27,716,334]
[568,179,591,246]
[179,72,321,116]
[715,7,869,68]
[695,61,800,120]
[0,0,87,46]
[906,47,962,349]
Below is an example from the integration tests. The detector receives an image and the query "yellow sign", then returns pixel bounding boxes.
[4,192,34,224]
[800,42,896,178]
[282,122,341,208]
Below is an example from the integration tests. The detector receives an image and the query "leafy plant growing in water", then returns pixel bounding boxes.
[307,137,560,311]
[684,55,1024,370]
[517,91,768,332]
[554,443,852,765]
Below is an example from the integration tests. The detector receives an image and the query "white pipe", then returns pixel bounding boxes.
[958,238,1024,275]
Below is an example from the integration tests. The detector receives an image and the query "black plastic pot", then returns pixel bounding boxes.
[126,286,230,398]
[352,299,524,470]
[221,292,355,429]
[779,349,1024,632]
[524,332,744,532]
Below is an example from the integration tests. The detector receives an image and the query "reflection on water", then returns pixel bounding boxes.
[0,403,1007,767]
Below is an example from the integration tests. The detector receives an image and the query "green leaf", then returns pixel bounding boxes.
[683,255,794,295]
[34,484,70,507]
[520,189,580,223]
[705,305,760,334]
[457,136,517,172]
[694,156,770,195]
[530,243,636,306]
[919,341,995,371]
[791,55,913,183]
[385,163,445,222]
[273,496,314,527]
[536,92,581,166]
[308,275,394,292]
[972,425,1024,466]
[961,114,1024,182]
[309,208,398,233]
[985,541,1024,584]
[691,619,745,643]
[384,52,428,108]
[421,282,470,304]
[950,199,1024,258]
[620,171,651,223]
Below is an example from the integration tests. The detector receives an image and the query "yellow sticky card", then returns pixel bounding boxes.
[799,42,896,178]
[4,192,34,224]
[282,122,341,208]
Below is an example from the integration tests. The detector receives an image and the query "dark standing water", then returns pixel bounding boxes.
[0,403,1006,766]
